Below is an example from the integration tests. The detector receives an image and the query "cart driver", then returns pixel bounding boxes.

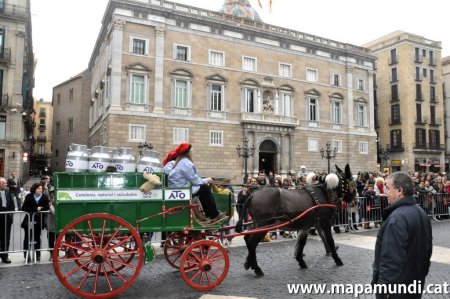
[167,143,226,222]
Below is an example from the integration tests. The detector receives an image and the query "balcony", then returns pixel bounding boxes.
[0,48,11,65]
[430,77,436,84]
[36,136,47,142]
[415,116,428,125]
[390,94,399,102]
[388,55,398,65]
[429,57,436,66]
[389,117,401,125]
[414,55,423,63]
[415,93,423,101]
[39,124,46,130]
[386,143,405,152]
[429,117,442,126]
[39,111,46,118]
[240,112,298,127]
[415,74,423,81]
[414,143,445,151]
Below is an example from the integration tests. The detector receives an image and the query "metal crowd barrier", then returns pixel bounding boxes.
[0,210,29,263]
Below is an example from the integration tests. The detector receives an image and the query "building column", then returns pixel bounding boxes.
[110,19,125,106]
[252,132,259,176]
[368,70,375,132]
[153,27,166,114]
[346,65,354,129]
[279,133,285,175]
[289,133,294,174]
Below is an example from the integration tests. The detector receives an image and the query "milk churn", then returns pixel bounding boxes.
[88,146,111,172]
[137,150,162,173]
[112,147,136,172]
[65,144,89,172]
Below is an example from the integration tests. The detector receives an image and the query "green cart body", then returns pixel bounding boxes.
[53,172,231,235]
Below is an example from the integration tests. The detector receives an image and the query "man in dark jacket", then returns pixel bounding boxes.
[372,172,432,299]
[0,177,14,263]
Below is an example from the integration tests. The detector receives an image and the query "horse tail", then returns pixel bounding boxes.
[235,193,253,233]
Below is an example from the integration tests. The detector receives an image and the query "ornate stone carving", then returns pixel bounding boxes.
[346,65,354,73]
[155,27,166,37]
[112,19,126,29]
[262,91,274,113]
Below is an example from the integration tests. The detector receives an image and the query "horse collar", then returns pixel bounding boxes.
[303,186,320,206]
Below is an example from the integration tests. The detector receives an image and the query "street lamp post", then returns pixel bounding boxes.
[236,136,255,184]
[137,141,153,156]
[320,141,338,173]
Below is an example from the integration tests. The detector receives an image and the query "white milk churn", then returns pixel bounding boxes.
[65,144,89,172]
[137,150,162,173]
[112,147,136,172]
[88,146,111,172]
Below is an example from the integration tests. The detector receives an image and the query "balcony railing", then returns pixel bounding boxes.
[386,143,405,152]
[0,48,11,65]
[429,117,442,126]
[36,136,47,142]
[414,143,445,151]
[389,117,401,125]
[415,116,428,124]
[429,57,436,66]
[240,112,298,127]
[39,124,46,130]
[414,56,423,63]
[415,93,423,101]
[390,94,399,102]
[388,55,398,65]
[415,74,423,81]
[39,111,46,118]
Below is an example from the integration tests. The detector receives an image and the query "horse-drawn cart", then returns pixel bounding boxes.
[52,172,232,298]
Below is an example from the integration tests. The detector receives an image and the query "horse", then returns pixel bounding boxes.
[235,164,357,276]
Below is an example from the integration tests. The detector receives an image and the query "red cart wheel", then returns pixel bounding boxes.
[179,240,229,291]
[53,213,143,299]
[164,232,195,269]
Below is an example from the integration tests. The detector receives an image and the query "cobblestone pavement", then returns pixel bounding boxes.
[0,221,449,299]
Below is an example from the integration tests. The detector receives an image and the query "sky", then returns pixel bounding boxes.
[31,0,450,102]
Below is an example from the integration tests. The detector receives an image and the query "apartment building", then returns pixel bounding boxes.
[365,31,444,173]
[443,56,450,171]
[0,0,34,178]
[51,70,91,172]
[71,0,377,180]
[32,98,52,174]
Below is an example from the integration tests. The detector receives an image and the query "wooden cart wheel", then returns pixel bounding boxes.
[53,213,143,299]
[164,232,195,269]
[179,240,229,291]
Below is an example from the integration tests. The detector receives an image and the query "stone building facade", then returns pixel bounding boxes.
[0,0,34,178]
[84,0,376,181]
[443,56,450,171]
[365,31,444,173]
[51,70,91,172]
[32,98,53,173]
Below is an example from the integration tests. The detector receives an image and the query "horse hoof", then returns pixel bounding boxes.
[299,261,308,269]
[255,269,264,277]
[335,259,344,266]
[244,261,250,270]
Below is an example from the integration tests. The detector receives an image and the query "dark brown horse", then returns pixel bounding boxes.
[235,164,357,276]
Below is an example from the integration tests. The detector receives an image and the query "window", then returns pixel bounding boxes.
[390,48,397,64]
[173,128,189,144]
[174,80,188,108]
[415,67,421,81]
[278,93,292,117]
[391,104,400,124]
[245,88,256,112]
[391,130,402,147]
[391,85,398,101]
[430,86,436,102]
[38,144,45,155]
[331,101,342,124]
[429,130,440,147]
[0,116,5,140]
[308,97,317,121]
[331,73,340,86]
[416,128,426,146]
[279,63,292,77]
[68,117,73,134]
[356,104,367,127]
[357,78,365,91]
[308,138,319,152]
[69,88,74,102]
[306,68,317,82]
[174,44,190,61]
[242,56,257,72]
[39,108,46,117]
[332,139,343,153]
[0,0,4,12]
[359,141,368,154]
[130,74,145,104]
[416,103,422,122]
[131,38,147,55]
[422,68,427,78]
[209,130,223,147]
[422,49,427,58]
[55,121,60,136]
[416,84,422,100]
[391,68,397,82]
[430,69,435,83]
[429,51,435,65]
[129,125,145,141]
[209,84,224,111]
[57,93,61,105]
[209,50,224,66]
[415,47,421,62]
[430,106,436,124]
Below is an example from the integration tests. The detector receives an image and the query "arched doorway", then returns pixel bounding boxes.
[258,139,277,174]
